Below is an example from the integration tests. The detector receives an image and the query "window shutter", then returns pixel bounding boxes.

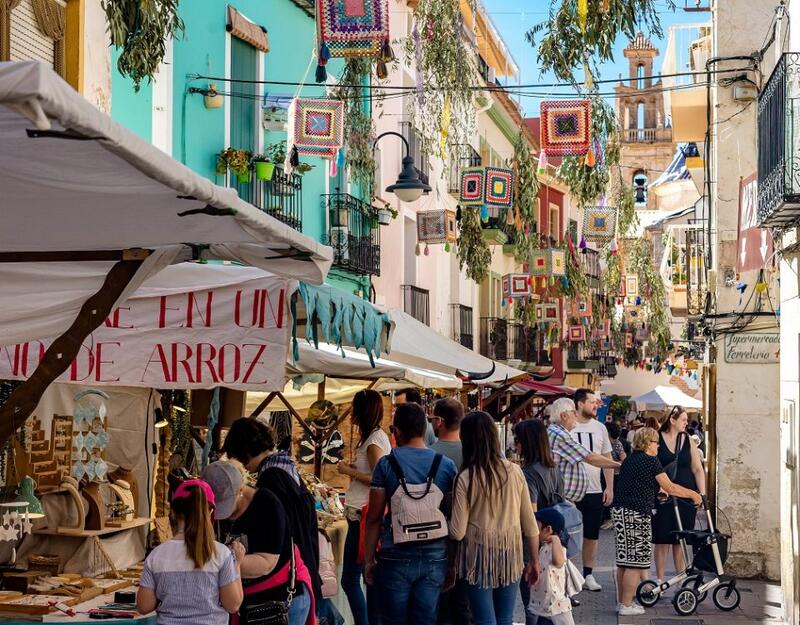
[6,0,65,75]
[230,36,258,152]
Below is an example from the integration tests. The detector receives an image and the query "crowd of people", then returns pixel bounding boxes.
[136,387,706,625]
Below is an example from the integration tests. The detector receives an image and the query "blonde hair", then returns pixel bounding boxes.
[633,426,659,452]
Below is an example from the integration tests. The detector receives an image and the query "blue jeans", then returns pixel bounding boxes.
[288,584,311,625]
[374,546,448,625]
[342,518,381,625]
[465,580,520,625]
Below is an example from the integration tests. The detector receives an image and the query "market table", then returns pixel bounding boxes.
[0,591,154,623]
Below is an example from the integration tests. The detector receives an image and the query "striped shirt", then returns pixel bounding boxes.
[260,451,301,485]
[547,423,590,503]
[139,540,239,625]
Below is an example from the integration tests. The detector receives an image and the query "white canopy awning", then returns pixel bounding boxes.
[630,385,702,411]
[386,308,524,382]
[0,61,331,280]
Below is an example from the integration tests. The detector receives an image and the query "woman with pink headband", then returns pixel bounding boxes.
[136,479,244,624]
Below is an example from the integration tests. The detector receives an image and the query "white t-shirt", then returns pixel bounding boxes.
[346,428,391,508]
[570,418,612,494]
[529,542,573,623]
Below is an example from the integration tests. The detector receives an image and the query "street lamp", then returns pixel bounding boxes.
[374,131,431,203]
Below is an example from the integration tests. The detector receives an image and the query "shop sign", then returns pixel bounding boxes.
[724,333,780,363]
[0,278,290,391]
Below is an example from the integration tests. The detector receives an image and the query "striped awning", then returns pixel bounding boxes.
[227,6,269,52]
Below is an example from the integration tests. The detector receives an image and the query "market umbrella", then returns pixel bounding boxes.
[630,385,702,411]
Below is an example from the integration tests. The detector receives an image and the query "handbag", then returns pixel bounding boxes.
[239,541,296,625]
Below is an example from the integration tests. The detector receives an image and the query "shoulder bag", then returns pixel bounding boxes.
[239,540,296,625]
[661,432,687,481]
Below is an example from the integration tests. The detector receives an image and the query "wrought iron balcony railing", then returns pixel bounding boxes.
[450,304,474,350]
[758,52,800,226]
[448,144,482,194]
[230,167,303,231]
[479,318,550,365]
[324,193,380,276]
[583,248,601,285]
[402,285,430,326]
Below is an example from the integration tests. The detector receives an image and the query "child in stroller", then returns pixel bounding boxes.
[636,495,740,616]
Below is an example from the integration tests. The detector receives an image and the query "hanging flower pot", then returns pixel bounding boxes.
[236,170,252,184]
[254,160,275,182]
[377,208,393,225]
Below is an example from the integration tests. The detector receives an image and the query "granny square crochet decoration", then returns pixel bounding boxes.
[317,0,389,58]
[540,100,592,156]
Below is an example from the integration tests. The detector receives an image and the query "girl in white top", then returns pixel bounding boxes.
[529,508,574,625]
[336,389,391,625]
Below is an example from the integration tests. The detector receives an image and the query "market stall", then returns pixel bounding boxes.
[631,384,702,413]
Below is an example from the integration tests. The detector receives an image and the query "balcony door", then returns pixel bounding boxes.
[230,37,257,153]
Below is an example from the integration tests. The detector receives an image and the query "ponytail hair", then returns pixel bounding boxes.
[171,484,215,569]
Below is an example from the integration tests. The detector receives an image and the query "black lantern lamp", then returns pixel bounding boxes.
[374,131,431,203]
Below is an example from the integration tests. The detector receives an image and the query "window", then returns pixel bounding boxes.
[636,102,645,130]
[2,0,66,76]
[549,204,560,242]
[637,63,645,89]
[230,36,258,152]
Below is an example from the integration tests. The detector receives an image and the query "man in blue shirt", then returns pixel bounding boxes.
[364,402,458,625]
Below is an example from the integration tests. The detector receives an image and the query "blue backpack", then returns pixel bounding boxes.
[525,463,583,559]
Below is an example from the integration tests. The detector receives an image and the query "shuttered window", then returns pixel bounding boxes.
[230,36,257,152]
[4,0,65,75]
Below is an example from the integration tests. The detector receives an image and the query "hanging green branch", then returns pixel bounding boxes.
[104,0,184,91]
[628,239,670,358]
[526,0,674,84]
[562,242,589,300]
[555,98,620,208]
[613,172,639,237]
[601,247,622,300]
[405,0,477,163]
[457,207,491,283]
[512,130,541,262]
[331,59,375,198]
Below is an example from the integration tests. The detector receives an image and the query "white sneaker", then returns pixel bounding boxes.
[600,519,614,530]
[618,603,646,616]
[583,574,602,592]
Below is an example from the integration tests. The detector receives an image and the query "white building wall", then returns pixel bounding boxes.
[710,0,780,581]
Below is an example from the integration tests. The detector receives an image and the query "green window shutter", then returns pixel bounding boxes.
[230,37,257,151]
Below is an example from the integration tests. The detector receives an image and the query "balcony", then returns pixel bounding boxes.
[448,144,482,195]
[400,121,430,187]
[622,128,672,143]
[758,52,800,226]
[479,318,550,365]
[583,248,601,287]
[324,193,380,276]
[662,23,711,142]
[659,224,707,317]
[450,304,474,350]
[230,168,303,231]
[402,285,430,326]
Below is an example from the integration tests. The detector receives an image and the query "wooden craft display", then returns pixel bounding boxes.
[106,480,135,526]
[55,477,86,535]
[108,467,138,516]
[0,592,81,615]
[81,482,105,532]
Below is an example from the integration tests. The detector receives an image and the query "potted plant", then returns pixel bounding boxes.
[216,147,252,184]
[251,153,275,181]
[295,162,315,176]
[377,202,398,226]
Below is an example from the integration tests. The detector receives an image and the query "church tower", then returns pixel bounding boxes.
[615,32,675,212]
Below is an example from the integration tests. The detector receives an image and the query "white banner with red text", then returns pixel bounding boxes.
[0,265,292,391]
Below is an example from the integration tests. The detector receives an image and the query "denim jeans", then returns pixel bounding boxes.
[288,584,311,625]
[374,546,448,625]
[437,578,473,625]
[465,579,520,625]
[342,518,381,625]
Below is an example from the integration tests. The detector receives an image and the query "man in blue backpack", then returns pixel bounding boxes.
[364,402,458,625]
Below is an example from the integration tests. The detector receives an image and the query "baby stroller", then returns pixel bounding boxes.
[635,495,740,616]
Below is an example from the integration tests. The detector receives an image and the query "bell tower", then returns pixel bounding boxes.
[615,32,675,211]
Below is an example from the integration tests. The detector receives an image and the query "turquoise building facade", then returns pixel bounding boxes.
[111,0,372,297]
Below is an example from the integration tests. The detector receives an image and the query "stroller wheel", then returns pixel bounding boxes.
[673,588,699,616]
[681,574,708,602]
[636,580,660,607]
[712,581,741,611]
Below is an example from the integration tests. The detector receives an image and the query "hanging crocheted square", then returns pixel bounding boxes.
[568,325,586,342]
[293,98,344,159]
[624,332,634,348]
[317,0,389,58]
[570,297,592,319]
[540,100,591,156]
[625,274,639,297]
[502,273,531,299]
[417,209,457,244]
[596,319,611,339]
[550,249,566,276]
[484,167,514,209]
[529,249,551,277]
[582,206,616,242]
[543,303,559,322]
[535,304,547,322]
[459,168,484,206]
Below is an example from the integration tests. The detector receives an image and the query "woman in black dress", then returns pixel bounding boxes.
[652,406,707,582]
